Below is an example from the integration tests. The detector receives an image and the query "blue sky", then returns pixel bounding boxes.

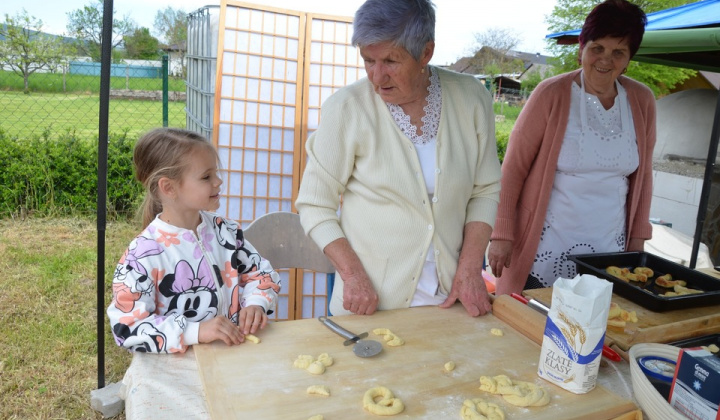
[0,0,558,65]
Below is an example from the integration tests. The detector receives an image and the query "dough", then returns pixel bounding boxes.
[444,361,456,372]
[655,274,686,288]
[317,353,334,367]
[306,385,330,396]
[373,328,405,346]
[306,361,326,375]
[460,398,505,420]
[490,328,504,337]
[294,355,314,369]
[703,344,719,353]
[244,334,260,344]
[363,386,405,416]
[607,302,637,328]
[478,375,550,407]
[307,416,323,420]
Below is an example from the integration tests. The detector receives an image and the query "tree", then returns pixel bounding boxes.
[124,27,160,59]
[545,0,697,97]
[153,7,187,75]
[0,10,67,94]
[463,28,525,76]
[66,0,135,61]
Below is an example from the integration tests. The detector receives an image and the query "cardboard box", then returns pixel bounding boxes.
[669,347,720,420]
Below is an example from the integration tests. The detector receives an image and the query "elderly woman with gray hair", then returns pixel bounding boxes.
[296,0,501,317]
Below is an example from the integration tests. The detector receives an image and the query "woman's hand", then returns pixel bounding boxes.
[198,316,244,346]
[343,272,379,315]
[238,305,268,335]
[439,222,493,316]
[488,239,513,277]
[323,238,379,315]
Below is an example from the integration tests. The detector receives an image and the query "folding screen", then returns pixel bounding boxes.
[213,1,366,320]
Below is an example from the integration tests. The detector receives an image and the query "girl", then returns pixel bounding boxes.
[107,128,281,353]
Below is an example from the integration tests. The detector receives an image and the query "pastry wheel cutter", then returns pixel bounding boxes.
[318,316,383,358]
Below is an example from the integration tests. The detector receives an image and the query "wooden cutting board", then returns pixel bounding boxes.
[194,304,637,419]
[524,287,720,355]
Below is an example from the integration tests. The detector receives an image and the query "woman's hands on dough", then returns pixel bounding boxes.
[488,239,513,277]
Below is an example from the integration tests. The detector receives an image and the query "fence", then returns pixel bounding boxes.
[0,56,187,141]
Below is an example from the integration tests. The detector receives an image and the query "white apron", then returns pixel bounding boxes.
[530,72,639,287]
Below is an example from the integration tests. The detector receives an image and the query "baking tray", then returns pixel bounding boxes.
[568,252,720,312]
[670,334,720,358]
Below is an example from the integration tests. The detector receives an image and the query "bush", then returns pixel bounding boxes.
[0,129,142,219]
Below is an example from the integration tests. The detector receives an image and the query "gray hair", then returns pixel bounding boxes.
[351,0,436,60]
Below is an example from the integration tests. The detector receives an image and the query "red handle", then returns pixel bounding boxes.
[509,293,623,362]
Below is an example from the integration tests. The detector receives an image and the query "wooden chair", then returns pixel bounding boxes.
[243,211,336,316]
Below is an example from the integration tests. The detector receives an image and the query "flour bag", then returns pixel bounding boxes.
[537,274,613,394]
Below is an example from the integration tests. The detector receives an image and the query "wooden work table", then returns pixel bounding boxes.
[184,303,638,419]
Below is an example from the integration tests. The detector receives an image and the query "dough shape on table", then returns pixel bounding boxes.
[363,386,405,416]
[479,375,550,407]
[373,328,405,346]
[460,398,505,420]
[490,328,504,337]
[306,385,330,396]
[317,353,334,367]
[444,361,456,372]
[306,361,326,375]
[244,334,260,344]
[293,355,314,369]
[703,344,719,353]
[307,416,324,420]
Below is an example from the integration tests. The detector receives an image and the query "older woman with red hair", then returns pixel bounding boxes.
[488,0,655,295]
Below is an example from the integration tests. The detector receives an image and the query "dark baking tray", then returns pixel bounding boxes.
[670,334,720,358]
[568,252,720,312]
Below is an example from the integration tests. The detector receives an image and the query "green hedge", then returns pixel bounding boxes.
[0,129,142,219]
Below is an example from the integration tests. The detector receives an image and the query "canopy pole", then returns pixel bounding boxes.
[690,89,720,269]
[97,0,114,389]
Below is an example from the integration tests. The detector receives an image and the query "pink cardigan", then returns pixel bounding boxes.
[491,69,656,295]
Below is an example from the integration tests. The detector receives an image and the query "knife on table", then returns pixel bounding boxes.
[510,293,623,362]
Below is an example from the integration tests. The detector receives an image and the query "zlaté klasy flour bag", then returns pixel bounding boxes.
[537,274,613,394]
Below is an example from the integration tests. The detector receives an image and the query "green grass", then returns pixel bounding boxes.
[0,217,138,419]
[0,90,187,140]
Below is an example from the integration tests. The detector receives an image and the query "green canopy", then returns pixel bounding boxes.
[634,27,720,71]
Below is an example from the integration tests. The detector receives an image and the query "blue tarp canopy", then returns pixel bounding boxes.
[547,0,720,267]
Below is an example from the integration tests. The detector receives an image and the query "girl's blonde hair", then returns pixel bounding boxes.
[133,128,218,228]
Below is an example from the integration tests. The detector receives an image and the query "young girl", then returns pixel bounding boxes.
[107,128,281,353]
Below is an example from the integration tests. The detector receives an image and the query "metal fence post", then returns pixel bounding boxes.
[163,55,169,127]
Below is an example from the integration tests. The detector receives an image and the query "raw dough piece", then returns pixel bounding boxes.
[490,328,504,337]
[244,334,260,344]
[655,274,686,288]
[373,328,405,346]
[317,353,334,367]
[363,386,405,416]
[306,361,326,375]
[294,355,314,369]
[460,398,505,420]
[306,385,330,396]
[307,416,323,420]
[444,361,456,372]
[478,375,550,407]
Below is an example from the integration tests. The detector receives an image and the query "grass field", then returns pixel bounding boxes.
[0,91,187,140]
[0,70,186,94]
[0,217,137,419]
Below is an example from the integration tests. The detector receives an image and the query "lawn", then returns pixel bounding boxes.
[0,91,187,140]
[0,217,137,419]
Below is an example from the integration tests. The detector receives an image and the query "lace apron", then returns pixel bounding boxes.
[530,71,639,287]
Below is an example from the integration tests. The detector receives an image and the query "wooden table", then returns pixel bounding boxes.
[187,304,638,419]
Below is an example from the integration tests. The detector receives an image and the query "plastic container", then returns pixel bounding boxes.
[638,355,676,399]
